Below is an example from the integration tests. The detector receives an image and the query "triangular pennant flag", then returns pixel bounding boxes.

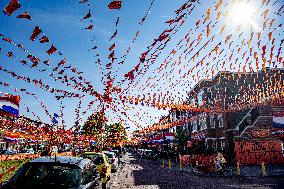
[16,11,32,20]
[3,0,21,16]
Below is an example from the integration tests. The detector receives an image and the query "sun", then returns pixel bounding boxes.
[228,0,260,31]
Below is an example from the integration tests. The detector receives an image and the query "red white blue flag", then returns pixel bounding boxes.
[273,111,284,128]
[0,95,20,117]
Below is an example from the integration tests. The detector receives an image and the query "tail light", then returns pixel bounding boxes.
[102,166,107,174]
[112,157,115,162]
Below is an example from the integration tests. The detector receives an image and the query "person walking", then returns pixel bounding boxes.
[214,150,226,171]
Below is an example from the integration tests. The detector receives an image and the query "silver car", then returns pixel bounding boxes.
[1,156,100,189]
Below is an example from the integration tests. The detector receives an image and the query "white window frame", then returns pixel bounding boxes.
[220,138,226,150]
[200,113,207,130]
[197,89,204,106]
[209,114,215,128]
[218,114,223,128]
[192,120,197,132]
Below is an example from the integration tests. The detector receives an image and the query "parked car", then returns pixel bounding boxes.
[109,149,121,158]
[103,151,119,172]
[81,152,111,187]
[0,156,100,189]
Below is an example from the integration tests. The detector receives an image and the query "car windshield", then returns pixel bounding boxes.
[93,156,104,165]
[14,163,82,188]
[81,153,99,160]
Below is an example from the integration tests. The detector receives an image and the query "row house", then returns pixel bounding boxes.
[170,67,284,160]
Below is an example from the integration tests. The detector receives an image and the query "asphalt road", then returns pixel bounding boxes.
[107,153,284,189]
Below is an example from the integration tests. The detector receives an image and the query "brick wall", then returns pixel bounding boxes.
[235,140,284,165]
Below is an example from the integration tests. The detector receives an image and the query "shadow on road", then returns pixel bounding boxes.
[129,153,284,189]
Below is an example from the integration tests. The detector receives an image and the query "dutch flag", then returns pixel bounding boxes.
[273,112,284,128]
[164,133,175,141]
[0,95,20,117]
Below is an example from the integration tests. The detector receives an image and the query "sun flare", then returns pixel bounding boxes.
[228,1,260,31]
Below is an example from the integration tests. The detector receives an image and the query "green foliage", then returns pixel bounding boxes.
[105,123,127,141]
[82,112,104,136]
[174,128,189,152]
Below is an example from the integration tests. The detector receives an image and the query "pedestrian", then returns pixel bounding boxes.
[214,150,226,171]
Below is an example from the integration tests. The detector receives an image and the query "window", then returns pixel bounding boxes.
[220,139,226,151]
[192,120,197,132]
[190,97,196,106]
[205,88,212,104]
[218,114,223,127]
[281,140,284,157]
[200,113,207,130]
[197,89,204,106]
[210,114,215,128]
[213,140,218,151]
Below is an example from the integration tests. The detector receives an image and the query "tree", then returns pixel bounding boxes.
[82,112,105,150]
[104,122,127,148]
[174,128,189,154]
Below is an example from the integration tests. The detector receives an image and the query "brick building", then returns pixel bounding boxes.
[169,67,284,162]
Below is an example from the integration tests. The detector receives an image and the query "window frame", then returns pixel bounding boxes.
[192,120,198,132]
[209,114,215,128]
[199,113,207,130]
[218,114,223,128]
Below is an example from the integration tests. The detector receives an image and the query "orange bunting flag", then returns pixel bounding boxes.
[109,43,115,51]
[196,20,200,27]
[3,0,21,16]
[216,11,222,20]
[17,11,32,20]
[220,25,226,35]
[46,44,57,55]
[108,1,122,9]
[268,32,272,41]
[203,8,211,24]
[197,33,202,41]
[206,24,210,37]
[30,26,42,41]
[81,10,91,20]
[215,0,222,11]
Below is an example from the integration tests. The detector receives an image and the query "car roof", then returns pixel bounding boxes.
[30,156,92,169]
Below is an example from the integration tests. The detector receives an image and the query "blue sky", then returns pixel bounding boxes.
[0,0,284,131]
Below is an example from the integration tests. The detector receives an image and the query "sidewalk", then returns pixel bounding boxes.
[159,159,284,177]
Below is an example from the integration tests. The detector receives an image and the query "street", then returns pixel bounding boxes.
[108,153,284,189]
